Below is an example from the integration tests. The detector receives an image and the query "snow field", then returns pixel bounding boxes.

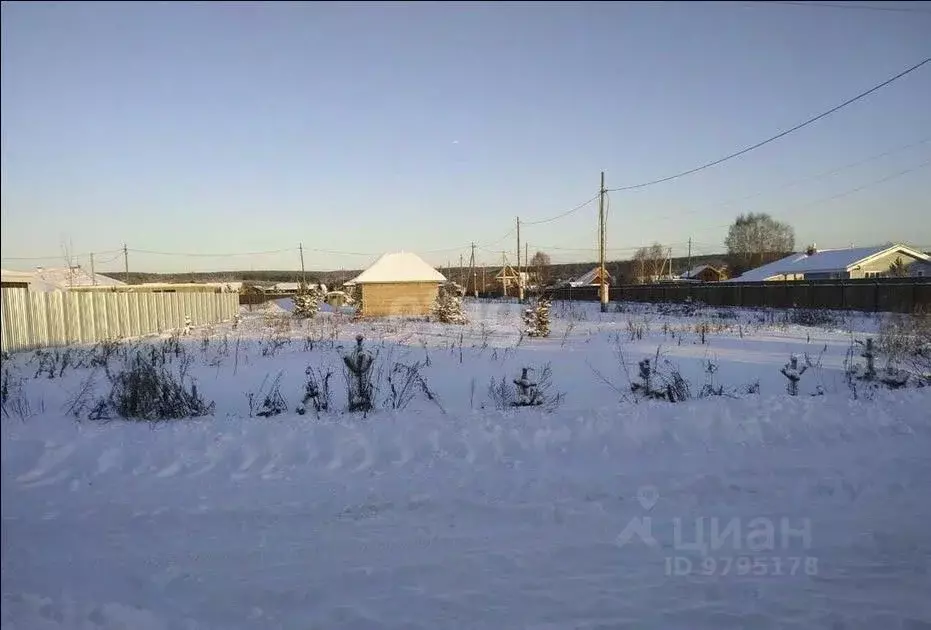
[3,299,930,629]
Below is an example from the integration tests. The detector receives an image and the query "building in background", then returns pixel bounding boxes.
[0,266,124,291]
[349,251,447,317]
[678,264,728,283]
[733,243,930,282]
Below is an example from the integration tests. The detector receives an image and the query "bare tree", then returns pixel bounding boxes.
[725,213,795,275]
[60,238,77,289]
[888,257,907,278]
[530,250,552,286]
[632,243,666,284]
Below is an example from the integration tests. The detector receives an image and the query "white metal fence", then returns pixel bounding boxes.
[1,288,240,353]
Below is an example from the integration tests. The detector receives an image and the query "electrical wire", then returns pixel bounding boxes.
[1,249,122,262]
[520,194,601,226]
[780,157,931,213]
[606,57,931,193]
[643,136,931,225]
[128,247,297,258]
[752,1,931,14]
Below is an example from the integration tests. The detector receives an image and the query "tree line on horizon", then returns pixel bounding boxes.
[103,213,866,286]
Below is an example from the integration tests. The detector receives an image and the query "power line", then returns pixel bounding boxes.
[606,57,931,193]
[1,249,122,262]
[520,194,601,226]
[781,157,931,213]
[752,1,931,14]
[646,136,931,224]
[129,247,297,258]
[686,158,931,237]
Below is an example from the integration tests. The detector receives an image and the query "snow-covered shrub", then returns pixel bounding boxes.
[845,337,917,399]
[488,364,563,410]
[878,310,931,385]
[523,298,551,337]
[630,353,690,403]
[1,367,30,420]
[432,287,467,324]
[343,335,375,413]
[91,351,214,421]
[248,372,288,418]
[699,359,724,397]
[627,317,648,341]
[293,285,326,320]
[780,355,808,396]
[487,375,514,410]
[261,325,291,357]
[384,360,441,411]
[297,367,332,416]
[784,308,840,329]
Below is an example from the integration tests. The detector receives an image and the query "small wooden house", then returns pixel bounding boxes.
[349,251,446,318]
[569,266,615,287]
[679,264,727,283]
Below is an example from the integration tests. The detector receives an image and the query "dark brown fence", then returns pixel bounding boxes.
[541,278,930,314]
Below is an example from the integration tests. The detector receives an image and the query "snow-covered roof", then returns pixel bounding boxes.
[1,266,124,291]
[732,244,929,282]
[680,264,716,279]
[571,267,614,286]
[350,252,446,284]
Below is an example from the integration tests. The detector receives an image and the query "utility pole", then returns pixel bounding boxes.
[516,217,523,301]
[502,250,508,297]
[687,238,692,278]
[90,252,97,286]
[468,242,477,297]
[598,171,608,312]
[122,243,129,280]
[299,242,306,290]
[481,262,486,294]
[459,253,464,287]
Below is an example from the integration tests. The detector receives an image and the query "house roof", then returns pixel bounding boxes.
[571,267,614,286]
[733,244,929,282]
[350,251,446,284]
[680,264,716,279]
[1,266,124,290]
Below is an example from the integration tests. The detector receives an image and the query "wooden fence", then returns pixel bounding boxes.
[542,278,931,314]
[1,288,240,353]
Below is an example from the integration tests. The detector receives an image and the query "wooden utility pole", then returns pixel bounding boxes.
[468,242,477,297]
[502,250,508,297]
[122,243,129,279]
[516,217,523,301]
[299,243,306,290]
[90,252,97,286]
[459,253,464,286]
[687,238,692,278]
[598,171,608,312]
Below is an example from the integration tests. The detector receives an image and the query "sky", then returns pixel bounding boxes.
[2,1,930,274]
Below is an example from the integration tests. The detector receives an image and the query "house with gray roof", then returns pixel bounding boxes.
[732,243,930,282]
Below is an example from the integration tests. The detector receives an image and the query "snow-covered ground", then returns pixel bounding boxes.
[3,300,930,629]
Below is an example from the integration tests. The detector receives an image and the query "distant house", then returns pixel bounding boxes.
[679,264,727,283]
[733,243,931,282]
[1,266,124,292]
[349,251,446,317]
[494,265,529,297]
[569,266,615,287]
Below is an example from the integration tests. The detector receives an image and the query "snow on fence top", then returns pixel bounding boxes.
[350,251,447,284]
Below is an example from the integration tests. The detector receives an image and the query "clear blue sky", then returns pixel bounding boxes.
[2,1,930,273]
